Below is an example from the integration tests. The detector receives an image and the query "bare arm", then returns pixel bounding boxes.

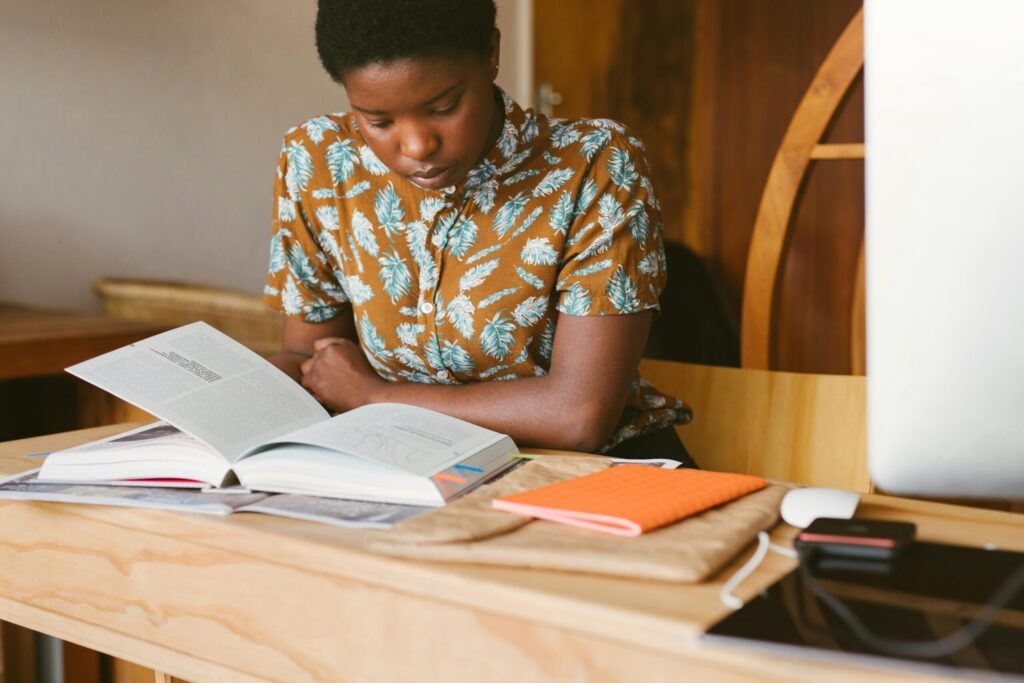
[301,311,652,452]
[267,308,357,383]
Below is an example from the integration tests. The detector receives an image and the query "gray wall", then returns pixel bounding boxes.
[0,0,531,311]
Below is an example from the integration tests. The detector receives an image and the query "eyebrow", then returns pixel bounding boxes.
[352,79,465,117]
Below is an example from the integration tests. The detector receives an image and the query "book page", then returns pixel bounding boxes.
[0,470,268,515]
[238,494,429,529]
[66,322,328,461]
[249,403,506,477]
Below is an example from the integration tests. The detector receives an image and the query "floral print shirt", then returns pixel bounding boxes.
[263,89,691,450]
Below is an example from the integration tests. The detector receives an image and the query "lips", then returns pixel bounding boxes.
[409,166,453,189]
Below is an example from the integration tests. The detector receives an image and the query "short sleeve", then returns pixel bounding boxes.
[555,131,667,317]
[262,135,349,323]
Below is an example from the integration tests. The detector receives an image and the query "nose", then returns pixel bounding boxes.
[399,122,440,161]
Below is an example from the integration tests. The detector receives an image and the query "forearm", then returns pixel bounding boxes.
[268,351,310,383]
[369,375,626,453]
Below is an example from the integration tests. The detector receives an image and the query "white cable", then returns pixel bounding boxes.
[719,531,798,609]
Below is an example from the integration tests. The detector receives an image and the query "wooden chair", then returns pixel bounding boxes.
[741,7,866,373]
[641,359,869,492]
[641,9,869,491]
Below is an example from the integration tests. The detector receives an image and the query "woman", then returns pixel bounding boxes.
[264,0,694,464]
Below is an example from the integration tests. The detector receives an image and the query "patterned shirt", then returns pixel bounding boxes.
[263,89,691,450]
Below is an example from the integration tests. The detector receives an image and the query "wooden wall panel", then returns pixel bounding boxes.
[533,0,701,250]
[535,0,865,374]
[711,0,863,373]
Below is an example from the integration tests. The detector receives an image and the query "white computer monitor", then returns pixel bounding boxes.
[865,0,1024,500]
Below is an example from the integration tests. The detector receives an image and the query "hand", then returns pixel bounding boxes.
[300,337,385,412]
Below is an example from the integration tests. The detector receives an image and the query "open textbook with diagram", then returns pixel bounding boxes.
[32,322,519,507]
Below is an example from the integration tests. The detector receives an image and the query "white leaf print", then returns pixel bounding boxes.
[344,275,374,304]
[480,311,516,360]
[533,168,575,198]
[302,116,339,145]
[440,340,476,374]
[538,318,555,361]
[277,198,296,222]
[590,118,626,133]
[550,122,581,149]
[607,147,639,192]
[558,282,592,316]
[492,192,529,237]
[458,258,501,291]
[326,139,359,186]
[598,193,626,231]
[548,191,574,234]
[359,145,389,175]
[606,266,641,313]
[572,258,614,278]
[446,217,479,259]
[343,180,371,199]
[351,209,379,256]
[520,237,559,266]
[358,313,392,358]
[512,295,549,328]
[395,322,425,346]
[419,196,448,222]
[446,294,476,339]
[395,346,429,373]
[285,140,314,198]
[515,265,545,289]
[510,206,544,239]
[579,128,612,162]
[282,275,304,315]
[316,205,339,231]
[573,178,598,218]
[374,183,405,236]
[268,228,291,274]
[520,114,539,143]
[287,243,318,286]
[377,250,411,303]
[479,286,519,309]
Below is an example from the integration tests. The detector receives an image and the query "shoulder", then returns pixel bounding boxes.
[544,116,647,155]
[280,112,359,151]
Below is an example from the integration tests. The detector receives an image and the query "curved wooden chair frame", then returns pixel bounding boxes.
[741,8,865,372]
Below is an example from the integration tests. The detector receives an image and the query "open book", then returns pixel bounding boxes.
[40,322,519,507]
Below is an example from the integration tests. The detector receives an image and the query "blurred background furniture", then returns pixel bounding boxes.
[741,8,865,372]
[94,278,281,357]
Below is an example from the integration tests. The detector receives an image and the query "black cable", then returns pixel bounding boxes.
[798,554,1024,659]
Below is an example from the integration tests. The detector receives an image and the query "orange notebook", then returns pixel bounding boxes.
[491,465,766,537]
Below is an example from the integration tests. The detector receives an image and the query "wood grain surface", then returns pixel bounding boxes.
[1,425,1021,682]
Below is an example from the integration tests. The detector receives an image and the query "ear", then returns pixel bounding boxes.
[488,28,502,80]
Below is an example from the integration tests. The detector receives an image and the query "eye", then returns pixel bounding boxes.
[367,119,392,130]
[430,99,459,117]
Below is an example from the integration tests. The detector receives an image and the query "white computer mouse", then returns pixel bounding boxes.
[780,487,861,529]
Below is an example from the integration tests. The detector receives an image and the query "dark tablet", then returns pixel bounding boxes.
[703,541,1024,681]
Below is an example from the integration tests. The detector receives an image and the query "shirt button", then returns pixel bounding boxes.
[419,301,434,315]
[436,370,449,380]
[431,235,445,247]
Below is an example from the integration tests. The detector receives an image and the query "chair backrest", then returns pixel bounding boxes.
[641,358,869,491]
[94,278,282,357]
[741,7,865,373]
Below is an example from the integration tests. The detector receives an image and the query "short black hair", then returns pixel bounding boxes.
[315,0,498,82]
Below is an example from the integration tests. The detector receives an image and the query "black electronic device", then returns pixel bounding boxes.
[703,541,1024,680]
[794,517,916,561]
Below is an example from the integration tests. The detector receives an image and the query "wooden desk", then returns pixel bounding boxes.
[0,303,164,380]
[1,426,1022,683]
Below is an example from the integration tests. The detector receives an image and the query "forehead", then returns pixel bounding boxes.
[343,55,482,112]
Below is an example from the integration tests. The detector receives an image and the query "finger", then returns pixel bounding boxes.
[313,337,348,353]
[300,358,313,375]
